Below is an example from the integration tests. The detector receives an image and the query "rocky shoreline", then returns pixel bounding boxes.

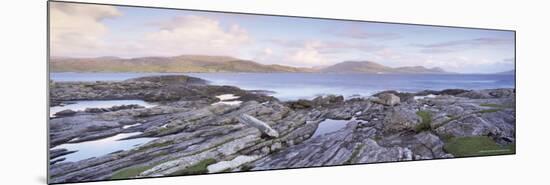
[49,75,515,183]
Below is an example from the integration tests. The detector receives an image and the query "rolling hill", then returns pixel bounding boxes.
[50,55,311,73]
[319,61,448,74]
[51,56,448,74]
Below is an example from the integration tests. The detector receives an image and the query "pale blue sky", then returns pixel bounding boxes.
[51,2,515,73]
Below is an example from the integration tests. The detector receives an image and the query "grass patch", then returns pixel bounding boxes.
[443,136,515,157]
[240,165,254,172]
[480,103,511,109]
[220,168,232,173]
[110,155,172,180]
[475,109,503,114]
[170,158,217,176]
[439,133,455,142]
[344,143,364,165]
[414,111,432,132]
[156,126,182,136]
[373,134,383,141]
[111,165,154,180]
[135,141,174,152]
[112,137,238,179]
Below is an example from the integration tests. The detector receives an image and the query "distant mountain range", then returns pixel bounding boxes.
[318,61,447,74]
[50,55,449,74]
[50,55,311,73]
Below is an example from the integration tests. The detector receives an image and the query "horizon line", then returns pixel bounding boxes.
[49,54,515,74]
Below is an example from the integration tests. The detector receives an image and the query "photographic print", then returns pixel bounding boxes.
[48,1,516,184]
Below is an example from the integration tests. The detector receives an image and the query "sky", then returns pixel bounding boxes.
[49,2,515,73]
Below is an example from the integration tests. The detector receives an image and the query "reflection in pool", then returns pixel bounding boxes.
[51,132,156,162]
[311,119,351,138]
[50,100,156,117]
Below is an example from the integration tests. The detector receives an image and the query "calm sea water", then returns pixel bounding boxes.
[51,72,515,100]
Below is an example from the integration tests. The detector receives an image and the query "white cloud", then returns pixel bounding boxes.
[263,48,273,55]
[51,4,251,58]
[252,47,275,63]
[287,41,329,67]
[143,15,251,57]
[261,40,385,67]
[49,3,513,73]
[415,37,514,54]
[50,3,121,57]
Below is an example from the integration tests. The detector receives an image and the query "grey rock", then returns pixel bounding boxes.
[54,109,76,117]
[382,107,421,133]
[50,148,77,159]
[412,132,450,158]
[356,139,413,163]
[312,95,344,106]
[286,99,313,109]
[47,76,515,183]
[207,155,261,173]
[374,93,401,106]
[237,114,279,138]
[435,114,500,137]
[457,88,515,99]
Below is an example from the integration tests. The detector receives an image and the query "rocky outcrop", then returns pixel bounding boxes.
[54,109,76,117]
[250,121,362,169]
[457,88,515,99]
[435,110,515,142]
[85,104,144,113]
[355,139,413,163]
[286,95,344,110]
[50,75,275,104]
[48,76,515,183]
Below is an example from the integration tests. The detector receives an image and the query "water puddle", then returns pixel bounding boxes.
[50,100,156,117]
[413,94,437,100]
[212,94,242,106]
[50,132,155,162]
[122,123,141,129]
[311,118,353,138]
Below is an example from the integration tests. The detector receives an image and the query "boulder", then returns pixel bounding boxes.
[487,88,515,98]
[54,109,77,117]
[207,155,260,173]
[237,114,279,138]
[287,99,313,109]
[312,95,344,106]
[374,93,400,106]
[439,89,470,96]
[382,107,421,133]
[85,108,108,113]
[413,132,450,158]
[110,104,145,111]
[374,91,414,102]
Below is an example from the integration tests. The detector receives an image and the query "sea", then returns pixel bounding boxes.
[51,72,515,100]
